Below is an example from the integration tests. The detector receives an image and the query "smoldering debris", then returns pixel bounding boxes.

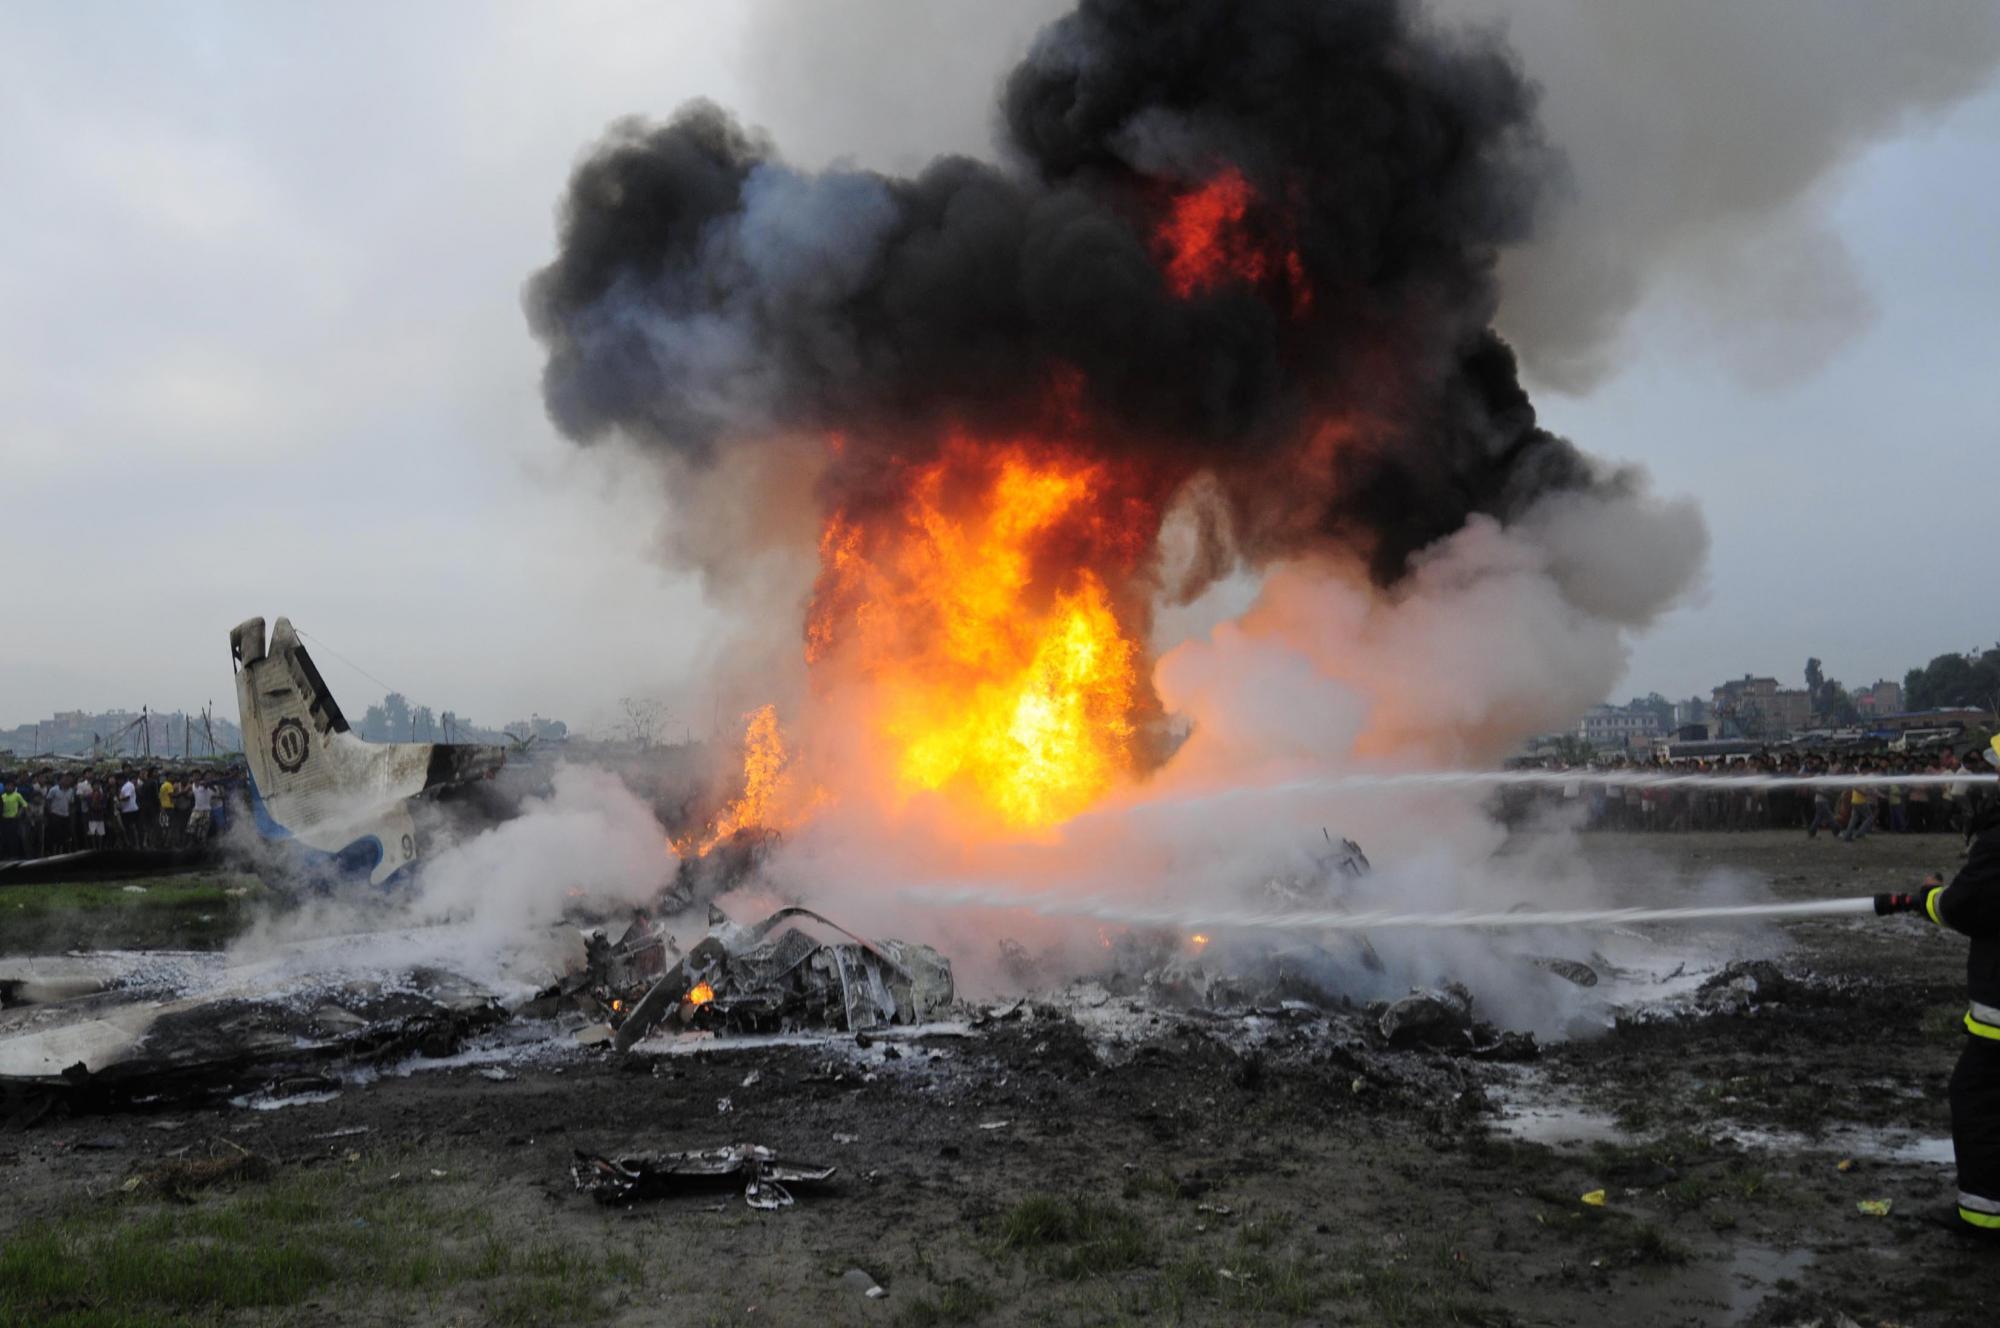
[0,901,956,1124]
[0,830,1753,1133]
[610,905,955,1050]
[0,971,506,1124]
[571,1143,837,1209]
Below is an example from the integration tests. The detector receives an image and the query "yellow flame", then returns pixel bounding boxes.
[685,981,715,1006]
[676,705,817,856]
[815,444,1140,829]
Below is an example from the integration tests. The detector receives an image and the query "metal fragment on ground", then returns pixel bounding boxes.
[571,1144,836,1209]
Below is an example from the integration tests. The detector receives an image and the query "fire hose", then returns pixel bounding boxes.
[912,889,1898,934]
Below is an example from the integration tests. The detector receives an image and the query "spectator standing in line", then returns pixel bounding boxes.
[1843,762,1880,842]
[117,771,140,847]
[83,777,109,848]
[0,779,26,859]
[1947,751,1975,835]
[136,767,160,848]
[156,772,177,848]
[1807,761,1841,838]
[42,774,75,854]
[188,777,214,844]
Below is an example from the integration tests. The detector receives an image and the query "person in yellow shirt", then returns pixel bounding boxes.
[0,779,28,859]
[1841,761,1880,842]
[156,776,176,847]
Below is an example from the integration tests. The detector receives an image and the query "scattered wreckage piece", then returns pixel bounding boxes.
[571,1144,836,1209]
[611,906,954,1050]
[1373,983,1538,1061]
[517,913,678,1027]
[1377,984,1476,1047]
[0,969,506,1123]
[1530,957,1601,988]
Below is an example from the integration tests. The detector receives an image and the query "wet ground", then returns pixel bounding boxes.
[2,831,1994,1326]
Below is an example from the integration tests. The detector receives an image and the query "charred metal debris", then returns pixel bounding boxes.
[572,1143,836,1209]
[0,834,1609,1129]
[520,904,957,1051]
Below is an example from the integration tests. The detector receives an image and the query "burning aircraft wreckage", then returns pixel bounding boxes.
[2,0,1734,1212]
[0,636,1627,1151]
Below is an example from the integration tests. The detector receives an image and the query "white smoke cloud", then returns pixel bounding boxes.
[225,764,676,1000]
[408,763,675,939]
[1151,483,1708,776]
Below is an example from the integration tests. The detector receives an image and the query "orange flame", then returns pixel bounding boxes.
[1156,167,1311,315]
[685,981,715,1006]
[675,704,819,856]
[809,439,1144,828]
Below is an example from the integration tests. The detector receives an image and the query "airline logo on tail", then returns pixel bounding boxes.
[230,616,505,887]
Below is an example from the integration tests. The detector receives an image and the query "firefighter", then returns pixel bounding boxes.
[1877,737,2000,1237]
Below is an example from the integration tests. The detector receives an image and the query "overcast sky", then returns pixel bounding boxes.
[3,2,1996,735]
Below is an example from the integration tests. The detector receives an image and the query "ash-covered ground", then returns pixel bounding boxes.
[1,832,1991,1327]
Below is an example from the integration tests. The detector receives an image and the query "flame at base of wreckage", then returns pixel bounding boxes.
[544,0,1704,1039]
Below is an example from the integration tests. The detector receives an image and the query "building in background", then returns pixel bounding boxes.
[1856,679,1905,717]
[1580,703,1663,751]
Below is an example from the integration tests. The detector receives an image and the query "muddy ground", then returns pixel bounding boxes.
[2,831,1995,1326]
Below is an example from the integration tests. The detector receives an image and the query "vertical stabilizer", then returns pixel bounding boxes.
[231,617,505,886]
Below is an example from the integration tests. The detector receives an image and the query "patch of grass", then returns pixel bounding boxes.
[0,873,265,952]
[1237,1214,1288,1248]
[1220,1252,1322,1316]
[1118,1169,1184,1203]
[0,1215,337,1316]
[0,1158,629,1326]
[1332,1262,1500,1327]
[996,1193,1157,1280]
[892,1279,1001,1327]
[482,1259,611,1328]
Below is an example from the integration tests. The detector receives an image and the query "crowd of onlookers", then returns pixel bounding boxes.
[0,765,244,860]
[1517,748,1993,838]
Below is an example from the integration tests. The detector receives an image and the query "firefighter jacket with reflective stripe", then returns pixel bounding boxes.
[1926,810,2000,1038]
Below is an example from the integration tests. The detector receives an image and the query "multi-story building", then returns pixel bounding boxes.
[1766,688,1814,735]
[1708,675,1813,738]
[1856,680,1905,716]
[1580,704,1663,750]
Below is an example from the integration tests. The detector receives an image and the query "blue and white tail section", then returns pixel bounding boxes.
[230,617,507,889]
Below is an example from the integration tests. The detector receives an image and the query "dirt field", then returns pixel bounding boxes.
[2,832,1994,1327]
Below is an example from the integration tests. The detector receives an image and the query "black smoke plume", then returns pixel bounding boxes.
[525,0,1604,588]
